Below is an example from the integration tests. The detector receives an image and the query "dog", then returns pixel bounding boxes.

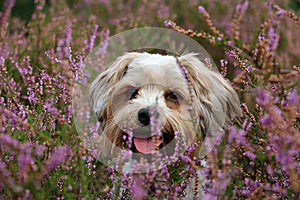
[89,52,241,198]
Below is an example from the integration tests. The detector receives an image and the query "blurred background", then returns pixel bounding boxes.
[2,0,300,68]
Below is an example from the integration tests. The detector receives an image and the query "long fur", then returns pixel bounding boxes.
[90,52,241,158]
[89,52,241,198]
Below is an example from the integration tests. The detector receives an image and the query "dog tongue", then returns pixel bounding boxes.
[133,137,163,154]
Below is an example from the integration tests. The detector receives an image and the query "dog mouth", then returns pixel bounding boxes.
[133,136,163,154]
[124,126,174,155]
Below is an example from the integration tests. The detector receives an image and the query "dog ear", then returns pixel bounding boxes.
[89,52,139,120]
[178,53,242,134]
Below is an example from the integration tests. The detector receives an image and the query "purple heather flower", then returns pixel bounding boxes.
[245,121,252,132]
[236,1,249,13]
[260,114,273,126]
[122,134,127,140]
[17,152,34,178]
[228,126,247,146]
[57,39,64,46]
[43,100,60,117]
[107,166,114,174]
[276,10,285,17]
[0,0,15,29]
[68,185,73,191]
[287,89,299,106]
[268,20,280,52]
[241,189,250,196]
[27,88,37,105]
[132,177,146,199]
[95,29,110,58]
[266,165,273,175]
[119,149,132,161]
[281,99,288,107]
[46,145,73,171]
[35,144,46,156]
[256,87,271,106]
[0,160,10,178]
[36,2,44,11]
[270,106,283,124]
[63,20,72,57]
[220,59,228,67]
[246,65,253,72]
[203,193,218,200]
[198,6,207,15]
[0,56,5,67]
[258,33,265,42]
[243,151,256,160]
[85,24,99,52]
[236,1,249,14]
[0,134,19,152]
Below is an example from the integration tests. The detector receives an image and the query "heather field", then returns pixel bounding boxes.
[0,0,300,199]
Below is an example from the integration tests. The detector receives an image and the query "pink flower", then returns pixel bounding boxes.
[276,10,285,17]
[236,1,249,13]
[256,87,271,106]
[243,151,256,160]
[46,145,73,171]
[287,89,299,106]
[260,114,273,126]
[132,177,146,199]
[164,20,173,27]
[198,6,207,15]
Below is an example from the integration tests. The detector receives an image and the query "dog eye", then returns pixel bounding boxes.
[165,91,182,102]
[125,87,139,100]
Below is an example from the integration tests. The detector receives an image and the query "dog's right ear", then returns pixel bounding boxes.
[89,52,139,120]
[178,53,241,134]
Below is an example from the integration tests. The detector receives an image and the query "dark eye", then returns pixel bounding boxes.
[165,91,182,102]
[125,87,139,100]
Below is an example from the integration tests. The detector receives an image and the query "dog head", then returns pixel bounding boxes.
[89,52,241,158]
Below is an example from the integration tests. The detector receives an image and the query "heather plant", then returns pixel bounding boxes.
[165,1,300,199]
[0,0,299,200]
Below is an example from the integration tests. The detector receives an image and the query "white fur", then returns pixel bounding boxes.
[89,52,241,199]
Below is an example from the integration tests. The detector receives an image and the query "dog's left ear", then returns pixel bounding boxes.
[178,53,242,133]
[89,52,139,120]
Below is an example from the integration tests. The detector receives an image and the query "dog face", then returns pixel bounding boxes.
[90,52,241,158]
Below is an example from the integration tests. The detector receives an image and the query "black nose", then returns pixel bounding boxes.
[138,108,150,126]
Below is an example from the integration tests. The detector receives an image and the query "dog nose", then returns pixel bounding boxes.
[138,108,150,126]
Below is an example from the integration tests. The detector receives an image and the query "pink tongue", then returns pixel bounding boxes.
[133,137,163,154]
